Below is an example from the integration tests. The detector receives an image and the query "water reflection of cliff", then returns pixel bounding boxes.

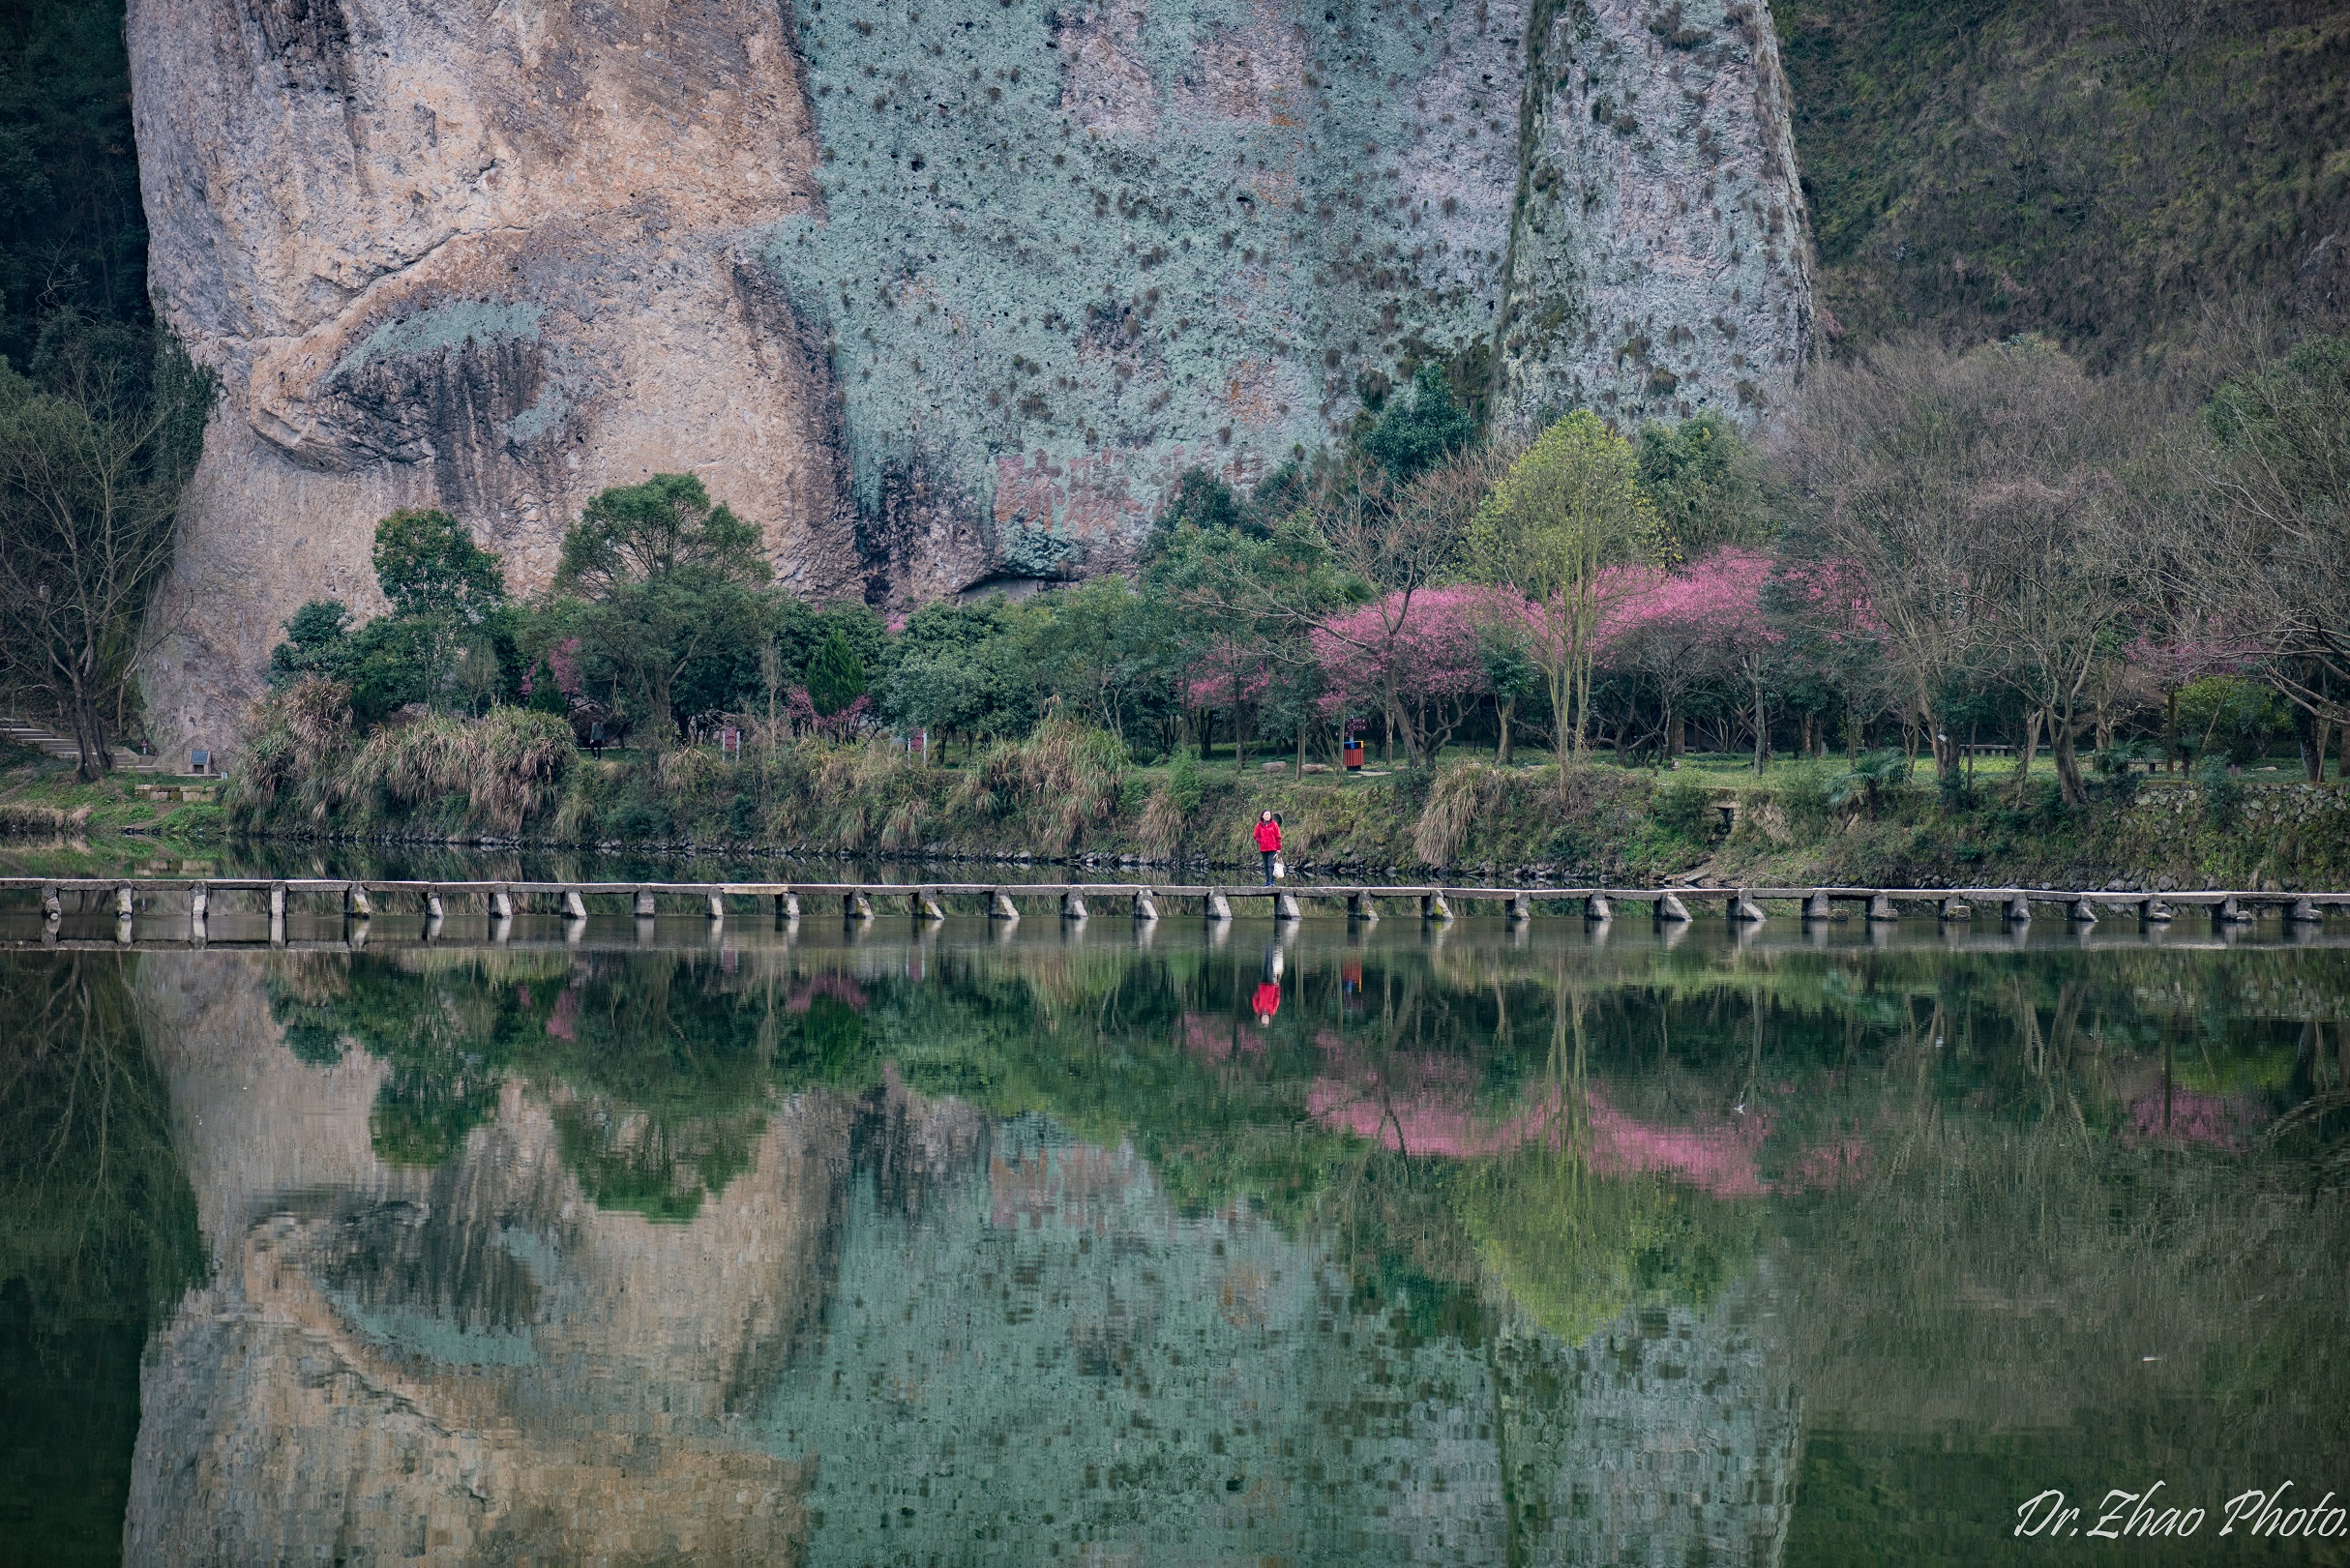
[114,932,2348,1565]
[767,1117,1798,1567]
[121,946,1807,1566]
[128,955,843,1563]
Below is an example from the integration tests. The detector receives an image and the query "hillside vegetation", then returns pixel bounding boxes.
[1775,0,2350,360]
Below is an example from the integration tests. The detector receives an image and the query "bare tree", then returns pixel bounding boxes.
[0,337,209,779]
[2163,334,2350,774]
[1780,336,2153,792]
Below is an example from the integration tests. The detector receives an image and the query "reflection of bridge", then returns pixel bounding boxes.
[6,873,2350,950]
[6,874,2346,945]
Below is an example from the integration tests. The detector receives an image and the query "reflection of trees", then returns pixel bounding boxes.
[0,954,201,1559]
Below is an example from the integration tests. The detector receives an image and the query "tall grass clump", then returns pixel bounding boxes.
[226,677,355,827]
[963,716,1128,853]
[1413,760,1512,867]
[230,684,574,837]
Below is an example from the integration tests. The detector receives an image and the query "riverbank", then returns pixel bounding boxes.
[15,726,2350,891]
[195,712,2350,892]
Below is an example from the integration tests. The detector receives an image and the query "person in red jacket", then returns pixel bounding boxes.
[1253,811,1282,884]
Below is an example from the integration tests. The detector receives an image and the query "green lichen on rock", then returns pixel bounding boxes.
[331,300,546,383]
[762,0,1554,587]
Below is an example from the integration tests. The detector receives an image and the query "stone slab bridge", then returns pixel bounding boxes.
[4,877,2346,946]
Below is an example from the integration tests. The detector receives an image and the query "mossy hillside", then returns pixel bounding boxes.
[762,0,1536,579]
[1776,0,2350,360]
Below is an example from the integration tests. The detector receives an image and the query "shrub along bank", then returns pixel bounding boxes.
[223,693,2350,892]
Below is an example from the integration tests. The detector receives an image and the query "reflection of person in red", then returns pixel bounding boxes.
[1252,981,1281,1024]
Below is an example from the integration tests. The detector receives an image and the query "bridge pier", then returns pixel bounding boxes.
[2141,897,2172,923]
[1205,891,1233,922]
[1275,891,1301,922]
[190,884,208,940]
[1730,890,1767,923]
[2288,896,2321,924]
[1421,891,1453,923]
[1655,892,1691,923]
[1587,894,1612,922]
[1802,890,1832,921]
[40,883,60,921]
[990,888,1021,920]
[492,887,516,921]
[846,892,876,922]
[914,888,947,921]
[2216,896,2252,926]
[2067,897,2099,924]
[1061,891,1088,921]
[632,891,655,918]
[777,890,801,922]
[1866,893,1898,922]
[566,889,589,920]
[2004,892,2032,925]
[347,883,372,919]
[1939,897,1972,921]
[1349,890,1379,922]
[1133,888,1158,922]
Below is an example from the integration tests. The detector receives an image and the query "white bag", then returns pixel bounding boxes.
[1272,858,1287,879]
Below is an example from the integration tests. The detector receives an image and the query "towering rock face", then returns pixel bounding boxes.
[129,0,1809,754]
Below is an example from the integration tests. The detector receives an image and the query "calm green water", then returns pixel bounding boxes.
[4,912,2348,1566]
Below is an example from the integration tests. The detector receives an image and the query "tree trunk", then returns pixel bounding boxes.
[2013,710,2043,804]
[1295,716,1307,775]
[1497,696,1514,764]
[2294,704,2324,782]
[2053,719,2087,807]
[1667,710,1683,762]
[1750,669,1769,776]
[70,689,111,784]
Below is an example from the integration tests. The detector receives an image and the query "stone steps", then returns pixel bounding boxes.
[0,716,169,772]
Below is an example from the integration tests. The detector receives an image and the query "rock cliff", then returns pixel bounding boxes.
[129,0,1810,754]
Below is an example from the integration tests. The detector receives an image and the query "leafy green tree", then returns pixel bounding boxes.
[371,508,506,619]
[1361,363,1475,481]
[1636,412,1772,563]
[1019,576,1177,745]
[805,629,867,717]
[1469,411,1659,759]
[267,599,352,687]
[554,473,770,743]
[555,471,765,592]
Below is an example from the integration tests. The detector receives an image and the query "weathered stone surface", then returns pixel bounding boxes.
[130,0,1810,753]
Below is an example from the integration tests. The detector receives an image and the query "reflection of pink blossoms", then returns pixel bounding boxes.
[2125,1089,2261,1150]
[1178,1012,1265,1065]
[546,985,580,1041]
[786,973,869,1013]
[1304,1030,1867,1197]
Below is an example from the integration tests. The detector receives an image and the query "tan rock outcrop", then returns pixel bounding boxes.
[129,0,853,756]
[130,0,1813,757]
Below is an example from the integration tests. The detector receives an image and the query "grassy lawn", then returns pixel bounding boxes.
[0,741,226,845]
